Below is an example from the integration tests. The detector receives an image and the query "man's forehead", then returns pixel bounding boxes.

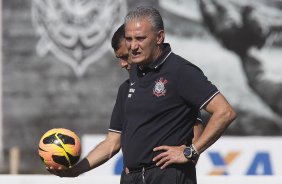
[125,19,152,32]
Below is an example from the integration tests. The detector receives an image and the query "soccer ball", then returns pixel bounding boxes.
[38,128,81,170]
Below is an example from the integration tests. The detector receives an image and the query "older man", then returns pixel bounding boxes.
[121,6,236,184]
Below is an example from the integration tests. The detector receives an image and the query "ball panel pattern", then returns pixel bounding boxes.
[38,128,81,170]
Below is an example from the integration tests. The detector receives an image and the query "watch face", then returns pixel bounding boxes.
[184,147,192,158]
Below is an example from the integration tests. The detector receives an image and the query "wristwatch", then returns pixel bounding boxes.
[183,145,199,161]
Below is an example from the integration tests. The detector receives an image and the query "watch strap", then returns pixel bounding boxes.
[191,144,199,155]
[184,145,199,161]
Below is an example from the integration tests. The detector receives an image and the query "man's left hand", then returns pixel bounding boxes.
[152,145,189,169]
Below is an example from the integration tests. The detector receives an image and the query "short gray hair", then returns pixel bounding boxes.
[124,6,164,33]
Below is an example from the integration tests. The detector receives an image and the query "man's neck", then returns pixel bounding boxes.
[153,45,165,61]
[140,44,164,68]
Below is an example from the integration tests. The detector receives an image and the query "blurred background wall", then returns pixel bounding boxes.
[1,0,282,174]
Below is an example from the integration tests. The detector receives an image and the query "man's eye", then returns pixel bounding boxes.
[125,37,132,42]
[137,37,145,41]
[121,56,128,60]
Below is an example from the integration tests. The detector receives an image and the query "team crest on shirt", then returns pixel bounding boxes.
[153,77,168,97]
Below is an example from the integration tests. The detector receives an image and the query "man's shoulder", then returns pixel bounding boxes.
[168,52,201,71]
[119,79,130,90]
[116,79,129,99]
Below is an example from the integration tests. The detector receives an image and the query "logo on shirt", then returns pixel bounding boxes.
[153,77,168,97]
[128,88,135,98]
[128,81,136,98]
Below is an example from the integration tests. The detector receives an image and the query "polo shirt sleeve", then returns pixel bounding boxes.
[178,63,219,109]
[108,82,128,133]
[197,111,203,124]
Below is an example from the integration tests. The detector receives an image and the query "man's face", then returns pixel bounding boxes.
[125,19,163,65]
[115,39,131,72]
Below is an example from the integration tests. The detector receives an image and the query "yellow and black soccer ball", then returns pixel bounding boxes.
[38,128,81,170]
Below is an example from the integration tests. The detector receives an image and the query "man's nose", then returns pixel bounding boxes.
[130,40,139,51]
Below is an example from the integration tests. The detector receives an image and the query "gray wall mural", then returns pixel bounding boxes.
[1,0,282,174]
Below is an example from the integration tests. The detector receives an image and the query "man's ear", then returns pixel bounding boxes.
[156,30,165,44]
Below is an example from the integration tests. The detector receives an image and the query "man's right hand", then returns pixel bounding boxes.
[46,158,91,177]
[46,166,80,177]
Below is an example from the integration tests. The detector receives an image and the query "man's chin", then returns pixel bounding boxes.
[131,60,143,64]
[131,56,143,64]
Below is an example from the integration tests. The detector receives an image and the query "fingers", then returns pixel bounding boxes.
[153,152,168,162]
[153,145,189,169]
[152,147,174,169]
[153,145,169,152]
[46,166,65,177]
[155,156,172,169]
[46,168,59,176]
[160,159,172,169]
[46,166,62,171]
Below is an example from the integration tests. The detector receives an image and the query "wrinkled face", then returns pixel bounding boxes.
[115,39,131,72]
[125,18,164,65]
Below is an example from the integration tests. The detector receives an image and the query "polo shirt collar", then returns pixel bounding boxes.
[139,43,172,71]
